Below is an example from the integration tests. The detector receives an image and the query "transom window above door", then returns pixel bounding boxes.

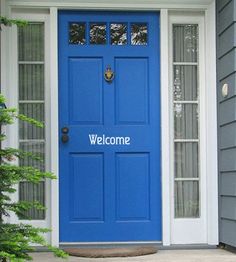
[69,22,148,45]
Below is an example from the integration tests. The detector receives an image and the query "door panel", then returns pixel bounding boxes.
[69,58,103,124]
[116,153,150,221]
[115,58,149,124]
[69,153,104,222]
[59,11,161,242]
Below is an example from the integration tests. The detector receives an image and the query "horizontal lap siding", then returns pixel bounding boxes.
[217,0,233,11]
[220,220,236,247]
[217,0,236,247]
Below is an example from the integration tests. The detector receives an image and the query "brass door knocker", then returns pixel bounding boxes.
[104,66,115,83]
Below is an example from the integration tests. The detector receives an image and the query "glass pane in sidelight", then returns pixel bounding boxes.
[19,181,45,220]
[19,141,45,171]
[19,142,45,220]
[18,23,44,61]
[18,22,45,220]
[19,141,45,220]
[173,24,198,62]
[174,104,198,139]
[175,142,199,178]
[131,23,148,45]
[173,65,198,101]
[110,23,127,45]
[69,22,86,45]
[19,64,44,101]
[19,103,44,140]
[175,181,199,218]
[90,23,106,44]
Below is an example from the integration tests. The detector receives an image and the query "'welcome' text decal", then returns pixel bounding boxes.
[89,134,131,145]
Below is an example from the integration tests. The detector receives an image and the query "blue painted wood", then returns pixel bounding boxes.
[69,154,104,221]
[59,11,161,242]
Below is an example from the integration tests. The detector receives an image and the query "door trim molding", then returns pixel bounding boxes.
[160,9,171,246]
[205,1,218,245]
[7,0,213,10]
[49,7,59,246]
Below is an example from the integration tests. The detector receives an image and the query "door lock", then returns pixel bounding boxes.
[61,127,69,143]
[61,134,69,143]
[61,127,69,134]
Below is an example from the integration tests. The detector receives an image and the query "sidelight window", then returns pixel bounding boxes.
[172,24,200,218]
[18,23,46,220]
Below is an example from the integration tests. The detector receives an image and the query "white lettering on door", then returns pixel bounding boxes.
[89,134,131,145]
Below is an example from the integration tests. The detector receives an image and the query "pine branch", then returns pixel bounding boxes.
[0,94,68,260]
[0,16,28,30]
[0,148,43,162]
[3,201,46,219]
[0,164,56,183]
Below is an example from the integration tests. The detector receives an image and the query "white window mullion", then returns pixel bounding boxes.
[174,139,199,142]
[19,100,45,103]
[173,101,198,104]
[18,61,45,64]
[173,62,198,66]
[175,177,200,181]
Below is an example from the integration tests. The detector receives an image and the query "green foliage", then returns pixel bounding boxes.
[0,16,28,30]
[0,94,68,261]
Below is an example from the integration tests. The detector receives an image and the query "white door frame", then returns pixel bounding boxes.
[1,0,218,247]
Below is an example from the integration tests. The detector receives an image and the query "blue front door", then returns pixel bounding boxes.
[59,11,161,242]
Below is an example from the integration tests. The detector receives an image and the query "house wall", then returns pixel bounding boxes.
[217,0,236,247]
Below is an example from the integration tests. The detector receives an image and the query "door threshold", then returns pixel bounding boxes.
[59,242,217,250]
[60,241,162,247]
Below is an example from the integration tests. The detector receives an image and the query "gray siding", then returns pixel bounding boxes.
[217,0,236,247]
